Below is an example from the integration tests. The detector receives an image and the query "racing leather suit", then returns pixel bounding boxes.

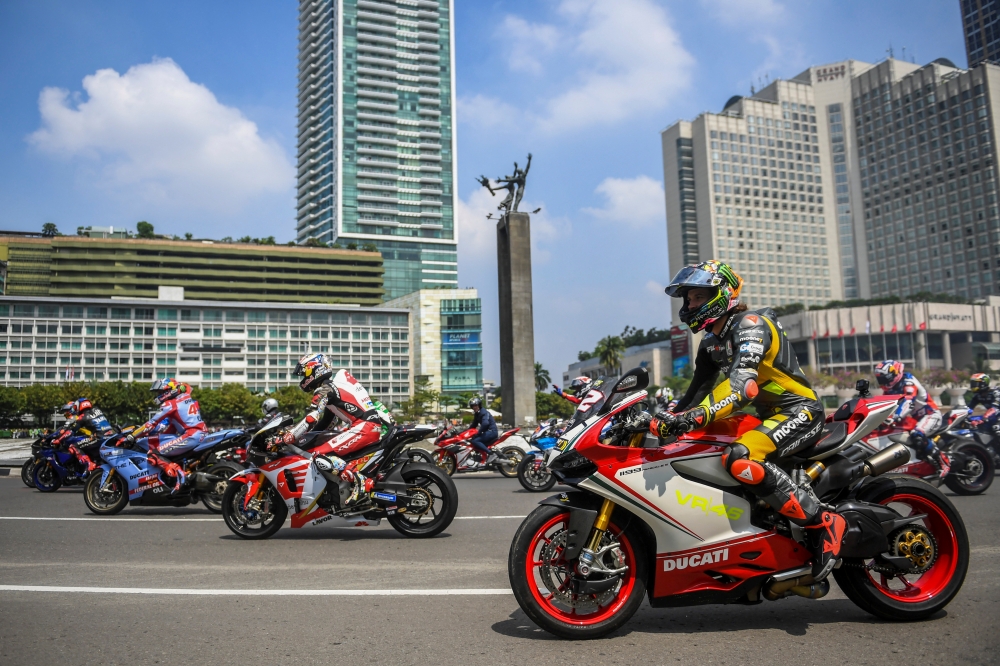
[53,408,114,472]
[883,373,940,459]
[552,386,582,405]
[967,387,1000,439]
[135,391,208,489]
[288,369,394,501]
[650,309,834,535]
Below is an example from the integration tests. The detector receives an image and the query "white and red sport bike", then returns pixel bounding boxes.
[222,415,457,540]
[508,370,969,639]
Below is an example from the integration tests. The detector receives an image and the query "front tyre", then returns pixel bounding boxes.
[518,453,557,492]
[944,443,994,495]
[509,505,648,640]
[834,476,969,621]
[386,463,458,538]
[33,461,62,493]
[221,481,287,540]
[84,471,128,515]
[21,458,38,488]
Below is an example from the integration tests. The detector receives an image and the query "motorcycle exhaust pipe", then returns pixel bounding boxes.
[862,443,910,477]
[764,574,830,601]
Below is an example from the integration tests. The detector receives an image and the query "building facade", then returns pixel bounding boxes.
[295,0,458,299]
[563,339,673,388]
[778,299,1000,374]
[962,0,1000,68]
[661,75,842,321]
[0,296,413,402]
[0,235,384,305]
[382,288,481,394]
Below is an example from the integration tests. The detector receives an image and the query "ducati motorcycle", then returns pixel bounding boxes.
[222,415,458,540]
[508,371,969,639]
[84,428,248,515]
[518,419,567,492]
[857,407,994,496]
[431,424,524,477]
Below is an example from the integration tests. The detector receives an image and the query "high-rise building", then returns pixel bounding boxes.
[961,0,1000,68]
[295,0,458,300]
[660,76,843,315]
[850,58,1000,299]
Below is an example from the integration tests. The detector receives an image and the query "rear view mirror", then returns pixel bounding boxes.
[612,367,649,394]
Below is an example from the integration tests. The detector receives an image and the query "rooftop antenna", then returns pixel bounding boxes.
[887,43,894,60]
[902,46,907,62]
[750,83,756,95]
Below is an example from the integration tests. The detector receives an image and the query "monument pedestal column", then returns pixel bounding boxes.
[497,211,536,427]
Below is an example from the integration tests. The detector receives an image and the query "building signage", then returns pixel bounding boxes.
[670,326,689,358]
[443,332,480,345]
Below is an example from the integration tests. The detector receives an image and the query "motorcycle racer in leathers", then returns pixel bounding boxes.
[126,378,207,492]
[552,376,594,406]
[289,353,395,505]
[967,372,1000,439]
[645,260,846,581]
[51,398,114,472]
[875,360,947,477]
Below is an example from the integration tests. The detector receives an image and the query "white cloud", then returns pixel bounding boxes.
[700,0,783,25]
[456,187,567,265]
[461,0,694,133]
[501,15,561,74]
[28,58,294,213]
[583,175,664,228]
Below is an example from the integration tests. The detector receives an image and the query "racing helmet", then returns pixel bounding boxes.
[150,378,184,405]
[665,260,744,332]
[261,398,279,416]
[73,398,93,413]
[59,401,76,417]
[294,353,334,392]
[567,376,594,397]
[873,360,904,388]
[468,397,483,409]
[970,372,991,392]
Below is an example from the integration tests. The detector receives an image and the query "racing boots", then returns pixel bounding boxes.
[804,511,846,581]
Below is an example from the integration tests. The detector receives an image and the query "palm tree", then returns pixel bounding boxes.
[534,362,550,392]
[595,335,625,377]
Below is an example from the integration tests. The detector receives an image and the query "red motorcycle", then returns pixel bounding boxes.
[853,404,994,496]
[508,370,969,639]
[431,424,524,477]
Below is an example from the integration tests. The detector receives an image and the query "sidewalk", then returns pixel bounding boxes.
[0,439,34,466]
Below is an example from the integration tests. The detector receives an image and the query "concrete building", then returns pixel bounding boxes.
[962,0,1000,68]
[295,0,458,299]
[0,234,384,305]
[383,288,481,395]
[563,339,673,388]
[778,298,1000,373]
[661,71,845,320]
[0,295,412,401]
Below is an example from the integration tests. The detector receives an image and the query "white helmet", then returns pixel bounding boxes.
[654,387,673,402]
[262,398,279,416]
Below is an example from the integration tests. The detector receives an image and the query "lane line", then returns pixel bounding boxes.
[0,515,525,522]
[0,585,512,596]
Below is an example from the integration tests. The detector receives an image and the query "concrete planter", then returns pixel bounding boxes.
[927,386,945,406]
[836,388,856,402]
[946,387,968,407]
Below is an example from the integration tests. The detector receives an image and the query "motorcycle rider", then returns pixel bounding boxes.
[644,260,846,581]
[51,398,114,472]
[874,360,948,477]
[288,353,395,505]
[653,387,676,412]
[468,396,501,466]
[552,377,594,406]
[967,373,1000,439]
[126,378,207,492]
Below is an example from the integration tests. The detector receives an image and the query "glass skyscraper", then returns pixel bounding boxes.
[296,0,458,300]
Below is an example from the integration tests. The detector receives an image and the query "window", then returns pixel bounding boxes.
[157,326,177,337]
[135,308,154,320]
[111,308,131,320]
[85,325,107,335]
[87,307,107,319]
[203,310,223,322]
[226,311,245,322]
[158,309,177,321]
[181,309,200,321]
[203,327,222,337]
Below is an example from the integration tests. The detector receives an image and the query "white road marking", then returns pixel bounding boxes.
[0,515,525,522]
[0,585,512,596]
[453,515,525,520]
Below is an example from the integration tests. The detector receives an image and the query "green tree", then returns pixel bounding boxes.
[595,335,625,376]
[184,232,193,240]
[536,391,575,419]
[361,243,379,252]
[438,393,460,417]
[193,384,260,426]
[271,385,314,420]
[41,222,60,236]
[238,236,252,243]
[577,350,594,361]
[304,237,326,247]
[534,362,550,391]
[94,381,156,426]
[662,365,694,398]
[136,221,155,238]
[399,376,439,422]
[0,386,27,426]
[20,384,65,428]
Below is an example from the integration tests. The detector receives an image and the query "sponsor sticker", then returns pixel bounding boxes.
[373,491,396,502]
[663,548,729,571]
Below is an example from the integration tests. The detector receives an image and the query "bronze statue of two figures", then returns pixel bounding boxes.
[478,153,532,214]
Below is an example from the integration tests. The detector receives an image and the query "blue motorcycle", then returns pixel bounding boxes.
[83,429,249,515]
[32,435,104,493]
[517,419,566,492]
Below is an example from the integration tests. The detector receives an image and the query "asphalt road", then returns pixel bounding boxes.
[1,472,998,666]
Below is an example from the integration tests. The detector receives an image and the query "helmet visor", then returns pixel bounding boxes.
[665,266,723,297]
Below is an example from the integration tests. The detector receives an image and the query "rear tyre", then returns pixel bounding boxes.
[433,450,457,476]
[833,476,968,621]
[509,505,648,640]
[221,481,287,540]
[201,462,243,513]
[944,443,994,495]
[84,471,128,515]
[497,446,524,478]
[518,453,557,492]
[387,464,458,538]
[33,461,62,493]
[20,458,37,488]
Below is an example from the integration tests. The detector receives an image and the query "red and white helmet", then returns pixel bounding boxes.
[874,360,904,388]
[568,376,594,396]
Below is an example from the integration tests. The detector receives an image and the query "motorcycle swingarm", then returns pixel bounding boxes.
[538,491,607,561]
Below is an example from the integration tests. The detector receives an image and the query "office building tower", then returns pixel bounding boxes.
[296,0,458,300]
[961,0,1000,68]
[661,77,842,315]
[851,58,1000,299]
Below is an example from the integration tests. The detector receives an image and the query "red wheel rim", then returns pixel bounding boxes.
[868,493,960,603]
[525,512,636,626]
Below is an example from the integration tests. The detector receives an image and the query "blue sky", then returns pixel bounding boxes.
[0,0,968,383]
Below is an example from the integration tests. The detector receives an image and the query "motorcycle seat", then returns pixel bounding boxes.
[796,421,848,459]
